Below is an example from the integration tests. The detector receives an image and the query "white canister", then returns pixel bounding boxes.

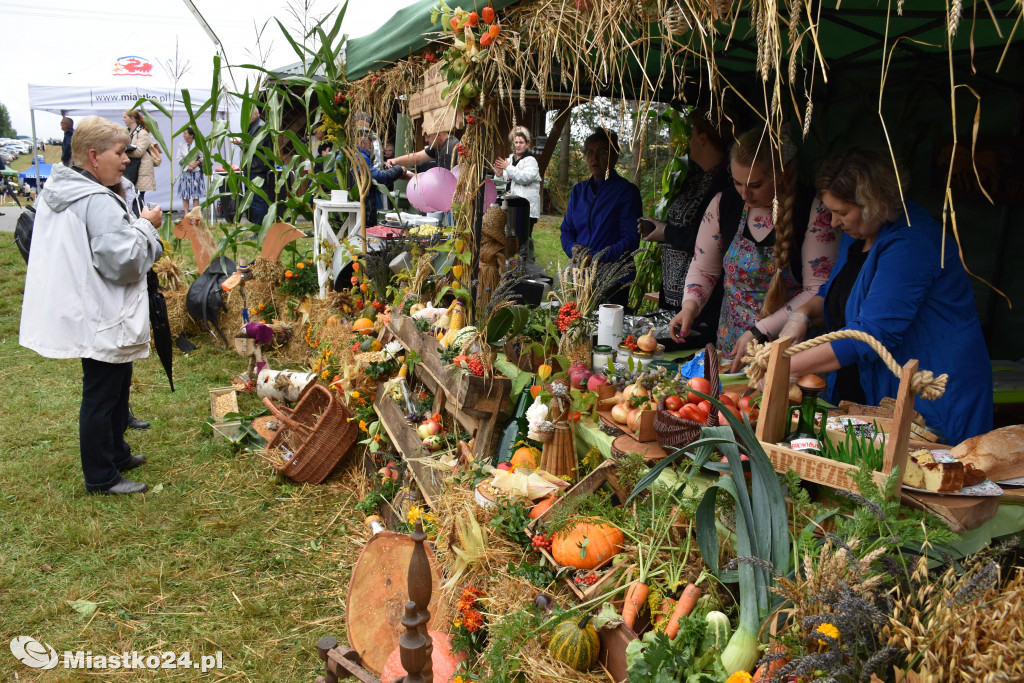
[631,351,654,372]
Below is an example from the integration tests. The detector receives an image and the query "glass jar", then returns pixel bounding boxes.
[592,345,615,374]
[631,350,654,371]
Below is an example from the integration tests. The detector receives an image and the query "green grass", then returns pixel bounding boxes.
[0,238,362,681]
[532,215,565,279]
[8,145,62,171]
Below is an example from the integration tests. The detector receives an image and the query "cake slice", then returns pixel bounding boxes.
[922,460,964,493]
[962,463,986,487]
[903,449,934,489]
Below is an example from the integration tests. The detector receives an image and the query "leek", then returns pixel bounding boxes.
[715,474,761,674]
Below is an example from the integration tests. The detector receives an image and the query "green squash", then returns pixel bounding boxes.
[548,615,599,671]
[702,610,732,653]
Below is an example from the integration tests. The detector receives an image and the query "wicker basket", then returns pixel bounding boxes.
[262,385,358,484]
[653,343,724,449]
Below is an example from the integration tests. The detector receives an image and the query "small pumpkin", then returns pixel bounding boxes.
[529,494,557,520]
[511,446,541,470]
[351,317,374,333]
[548,614,599,671]
[380,630,465,682]
[551,519,624,570]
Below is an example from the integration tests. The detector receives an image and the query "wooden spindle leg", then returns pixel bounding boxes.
[408,520,434,683]
[316,637,340,683]
[398,601,427,683]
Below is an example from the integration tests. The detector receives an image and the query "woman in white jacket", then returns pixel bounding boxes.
[493,126,542,259]
[20,116,164,495]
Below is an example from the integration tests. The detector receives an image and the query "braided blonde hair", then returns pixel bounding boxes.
[730,128,799,317]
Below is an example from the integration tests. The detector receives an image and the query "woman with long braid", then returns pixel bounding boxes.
[668,128,841,371]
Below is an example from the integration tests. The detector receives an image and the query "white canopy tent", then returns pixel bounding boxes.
[27,75,238,210]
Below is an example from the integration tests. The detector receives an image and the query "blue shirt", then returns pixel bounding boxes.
[560,170,641,263]
[820,202,992,444]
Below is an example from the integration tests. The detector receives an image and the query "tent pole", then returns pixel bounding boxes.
[30,109,40,192]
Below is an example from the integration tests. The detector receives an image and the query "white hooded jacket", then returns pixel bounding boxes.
[20,163,163,363]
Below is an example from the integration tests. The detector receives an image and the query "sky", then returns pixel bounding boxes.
[0,0,421,139]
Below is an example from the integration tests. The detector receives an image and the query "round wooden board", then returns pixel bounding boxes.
[345,531,443,675]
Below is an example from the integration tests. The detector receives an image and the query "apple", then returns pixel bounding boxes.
[587,374,608,393]
[496,462,513,472]
[423,435,442,451]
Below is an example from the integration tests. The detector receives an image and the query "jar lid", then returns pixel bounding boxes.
[593,345,613,352]
[631,350,653,358]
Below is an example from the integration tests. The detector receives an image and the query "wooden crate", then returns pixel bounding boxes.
[374,383,450,508]
[209,386,239,419]
[526,461,634,601]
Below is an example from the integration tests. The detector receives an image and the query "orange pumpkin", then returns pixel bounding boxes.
[352,318,374,333]
[551,519,624,570]
[511,446,540,470]
[380,630,464,682]
[529,494,557,520]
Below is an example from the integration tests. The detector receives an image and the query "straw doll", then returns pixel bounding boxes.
[539,379,576,480]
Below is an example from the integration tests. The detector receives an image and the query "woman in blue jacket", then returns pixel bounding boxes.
[779,147,992,445]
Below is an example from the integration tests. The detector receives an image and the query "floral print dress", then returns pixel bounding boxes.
[684,194,839,352]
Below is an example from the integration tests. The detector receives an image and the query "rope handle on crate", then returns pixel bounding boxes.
[261,397,313,437]
[704,343,721,427]
[740,329,948,400]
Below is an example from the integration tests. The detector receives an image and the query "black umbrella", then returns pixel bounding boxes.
[147,270,174,391]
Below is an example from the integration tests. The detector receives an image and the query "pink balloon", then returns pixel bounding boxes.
[483,178,498,209]
[407,174,439,213]
[451,164,463,180]
[420,167,458,212]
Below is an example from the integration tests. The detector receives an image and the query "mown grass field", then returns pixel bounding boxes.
[0,236,369,681]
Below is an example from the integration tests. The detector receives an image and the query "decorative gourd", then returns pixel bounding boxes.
[551,519,624,570]
[511,446,541,470]
[380,630,465,682]
[529,494,557,520]
[547,615,599,671]
[702,610,732,653]
[352,318,374,333]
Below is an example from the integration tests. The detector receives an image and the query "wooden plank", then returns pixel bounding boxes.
[761,441,888,490]
[881,359,917,490]
[900,490,1000,533]
[375,384,443,508]
[755,337,793,444]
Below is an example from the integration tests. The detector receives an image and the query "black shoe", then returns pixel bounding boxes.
[92,478,148,495]
[127,412,150,430]
[117,454,147,471]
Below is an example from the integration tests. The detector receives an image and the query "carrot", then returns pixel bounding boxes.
[665,583,702,640]
[621,580,649,629]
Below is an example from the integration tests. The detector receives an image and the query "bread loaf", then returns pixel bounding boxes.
[949,425,1024,482]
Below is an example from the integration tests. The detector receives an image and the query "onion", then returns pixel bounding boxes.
[637,327,658,353]
[611,403,630,424]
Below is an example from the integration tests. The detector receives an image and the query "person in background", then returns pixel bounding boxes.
[20,116,164,495]
[175,127,205,214]
[779,148,992,444]
[669,128,839,369]
[640,111,735,348]
[356,136,405,227]
[232,108,274,225]
[385,126,461,171]
[60,117,74,167]
[493,126,542,261]
[560,127,642,265]
[123,110,155,202]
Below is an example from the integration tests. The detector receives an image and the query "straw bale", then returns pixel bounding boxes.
[164,288,204,337]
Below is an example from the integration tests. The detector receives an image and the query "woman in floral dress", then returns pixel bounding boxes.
[669,128,840,371]
[175,127,205,213]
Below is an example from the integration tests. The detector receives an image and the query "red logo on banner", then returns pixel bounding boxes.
[113,56,154,77]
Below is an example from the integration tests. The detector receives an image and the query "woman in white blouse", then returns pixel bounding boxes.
[493,126,542,258]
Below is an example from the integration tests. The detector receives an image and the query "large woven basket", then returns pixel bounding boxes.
[262,385,357,484]
[653,343,723,449]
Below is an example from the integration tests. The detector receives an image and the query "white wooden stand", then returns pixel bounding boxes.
[313,198,362,297]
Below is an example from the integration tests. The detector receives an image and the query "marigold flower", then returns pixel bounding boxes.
[359,420,367,432]
[285,270,294,279]
[814,622,841,646]
[462,609,484,633]
[297,262,305,270]
[725,673,753,683]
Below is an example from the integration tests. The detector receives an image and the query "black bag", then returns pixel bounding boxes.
[185,256,237,347]
[14,205,35,263]
[124,157,142,185]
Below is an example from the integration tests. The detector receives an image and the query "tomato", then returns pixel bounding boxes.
[696,400,711,420]
[719,393,735,408]
[664,395,683,412]
[569,411,582,423]
[681,403,703,423]
[742,406,759,423]
[739,395,755,411]
[722,391,743,406]
[686,377,711,402]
